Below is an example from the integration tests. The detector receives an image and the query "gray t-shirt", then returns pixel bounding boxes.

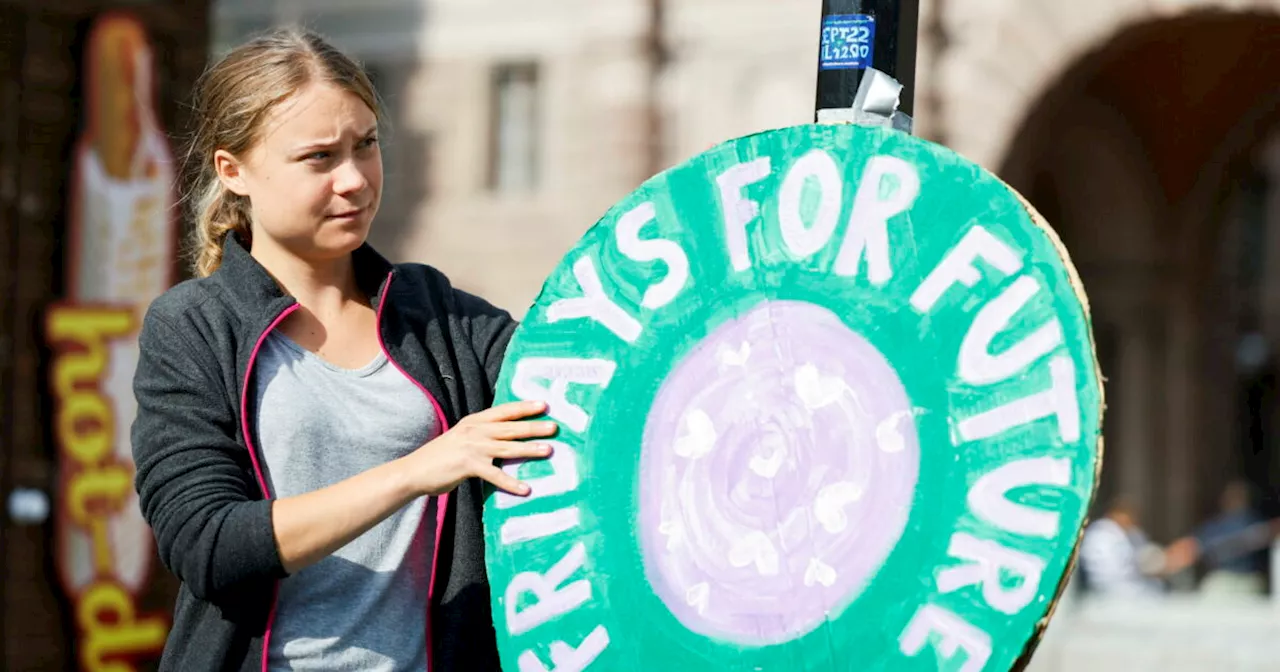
[253,332,441,671]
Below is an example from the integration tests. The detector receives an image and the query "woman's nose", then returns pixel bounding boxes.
[333,159,369,195]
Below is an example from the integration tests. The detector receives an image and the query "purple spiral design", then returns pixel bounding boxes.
[638,300,920,645]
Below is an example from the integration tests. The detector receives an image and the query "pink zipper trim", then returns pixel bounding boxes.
[375,271,450,672]
[239,303,300,672]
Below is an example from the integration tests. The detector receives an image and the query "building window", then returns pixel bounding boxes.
[489,62,540,192]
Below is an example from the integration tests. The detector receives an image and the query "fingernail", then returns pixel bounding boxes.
[542,443,555,455]
[520,483,532,495]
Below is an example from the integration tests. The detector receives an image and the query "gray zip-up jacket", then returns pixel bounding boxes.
[131,234,515,671]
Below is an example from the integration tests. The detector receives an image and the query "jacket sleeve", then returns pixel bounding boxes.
[130,309,287,603]
[453,288,519,390]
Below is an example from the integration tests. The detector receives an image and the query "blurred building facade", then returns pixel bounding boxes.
[215,0,1280,546]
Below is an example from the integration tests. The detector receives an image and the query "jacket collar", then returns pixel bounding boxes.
[214,233,396,321]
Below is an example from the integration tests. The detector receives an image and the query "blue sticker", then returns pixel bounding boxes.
[820,14,877,71]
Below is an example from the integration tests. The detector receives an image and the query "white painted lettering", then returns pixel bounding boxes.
[505,543,593,636]
[510,359,617,434]
[957,356,1081,443]
[615,202,691,310]
[911,225,1023,313]
[834,155,920,286]
[500,507,582,546]
[937,533,1046,615]
[899,604,993,672]
[959,276,1065,385]
[518,626,611,672]
[717,158,772,272]
[546,257,642,343]
[968,458,1072,539]
[779,149,843,258]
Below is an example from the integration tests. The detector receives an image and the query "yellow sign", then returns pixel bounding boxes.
[48,12,176,670]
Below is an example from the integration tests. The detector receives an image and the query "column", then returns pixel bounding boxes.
[1163,293,1197,541]
[1116,313,1154,526]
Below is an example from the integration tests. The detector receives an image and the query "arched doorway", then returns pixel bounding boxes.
[1000,12,1280,543]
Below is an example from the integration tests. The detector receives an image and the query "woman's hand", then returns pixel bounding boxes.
[405,400,557,497]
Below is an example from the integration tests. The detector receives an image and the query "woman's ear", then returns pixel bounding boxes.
[214,149,250,196]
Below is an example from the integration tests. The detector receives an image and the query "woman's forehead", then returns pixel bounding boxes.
[259,83,377,145]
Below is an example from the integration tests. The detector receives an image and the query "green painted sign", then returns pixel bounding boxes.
[484,124,1102,672]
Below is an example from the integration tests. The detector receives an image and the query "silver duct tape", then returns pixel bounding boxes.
[817,68,914,134]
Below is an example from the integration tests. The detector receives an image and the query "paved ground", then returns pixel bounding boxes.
[1027,589,1280,672]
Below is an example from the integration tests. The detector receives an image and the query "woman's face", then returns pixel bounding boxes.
[217,81,382,264]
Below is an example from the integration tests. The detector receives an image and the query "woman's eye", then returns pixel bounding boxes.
[360,136,379,149]
[305,151,331,162]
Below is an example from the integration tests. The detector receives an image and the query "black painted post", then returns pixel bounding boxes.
[815,0,919,123]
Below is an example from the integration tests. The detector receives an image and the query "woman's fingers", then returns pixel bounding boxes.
[478,464,529,496]
[485,439,554,460]
[483,420,558,441]
[465,400,548,424]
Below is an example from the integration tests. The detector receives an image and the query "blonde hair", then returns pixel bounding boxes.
[184,28,383,277]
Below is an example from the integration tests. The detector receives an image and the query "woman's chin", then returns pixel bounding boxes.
[318,221,372,253]
[294,234,366,265]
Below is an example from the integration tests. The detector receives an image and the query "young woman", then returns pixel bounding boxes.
[131,28,554,671]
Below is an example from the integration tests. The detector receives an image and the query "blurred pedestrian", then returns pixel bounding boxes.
[1190,480,1273,598]
[1079,497,1194,598]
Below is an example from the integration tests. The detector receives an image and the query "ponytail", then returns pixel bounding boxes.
[190,178,252,277]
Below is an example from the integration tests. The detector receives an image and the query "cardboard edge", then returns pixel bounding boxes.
[1003,182,1108,672]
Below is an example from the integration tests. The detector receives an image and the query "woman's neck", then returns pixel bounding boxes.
[251,240,367,317]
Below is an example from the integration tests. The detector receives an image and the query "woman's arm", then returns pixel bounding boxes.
[270,458,420,575]
[132,310,286,602]
[452,286,519,389]
[271,400,555,573]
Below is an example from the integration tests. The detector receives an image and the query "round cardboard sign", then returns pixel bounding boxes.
[484,123,1103,672]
